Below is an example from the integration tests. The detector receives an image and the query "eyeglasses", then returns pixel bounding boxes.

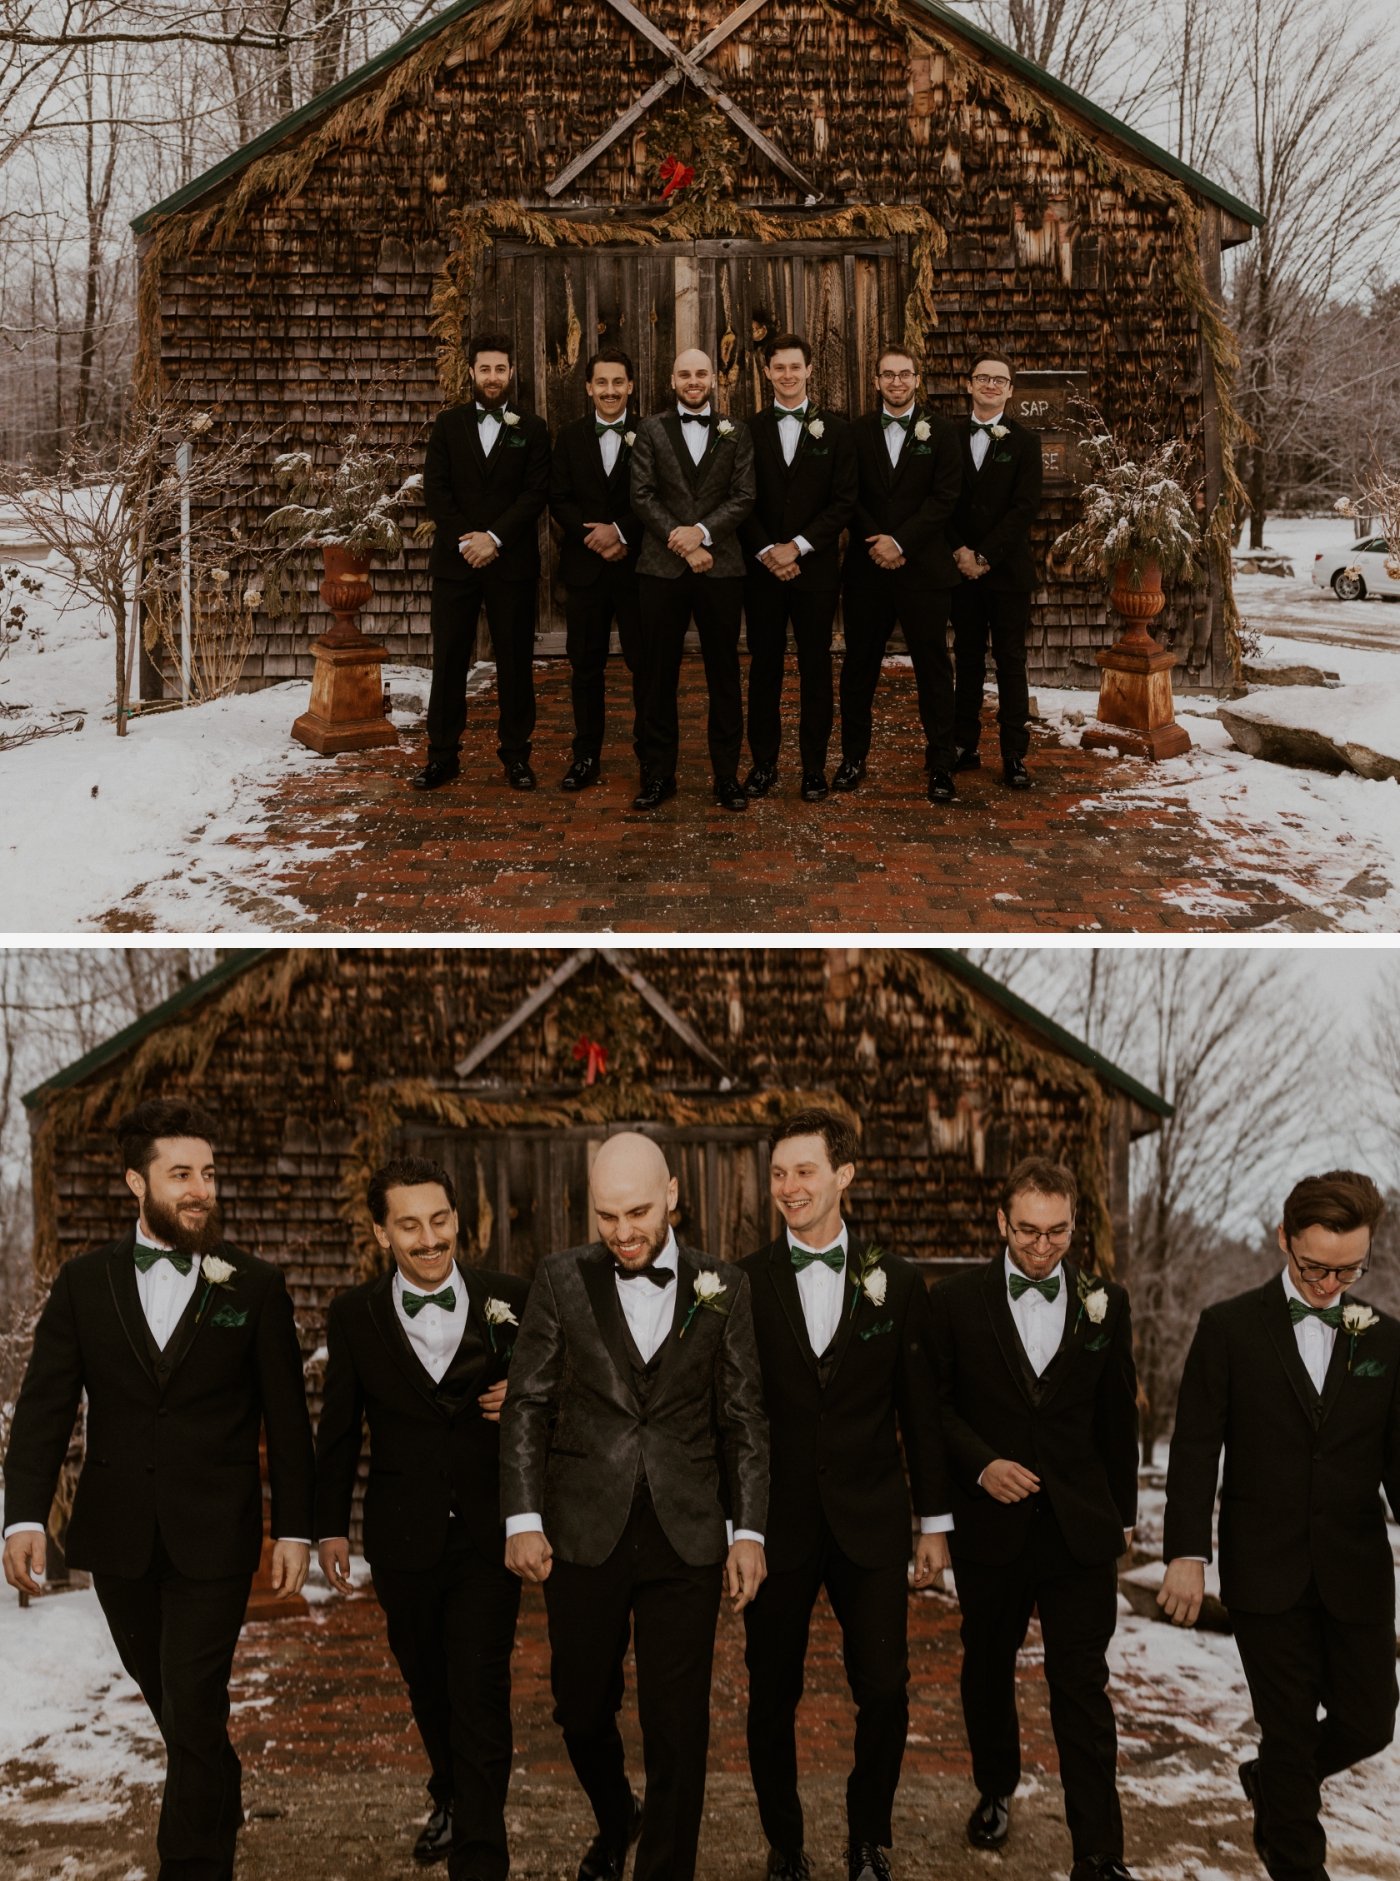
[1008,1222,1073,1248]
[972,373,1011,387]
[877,369,916,381]
[1288,1242,1370,1286]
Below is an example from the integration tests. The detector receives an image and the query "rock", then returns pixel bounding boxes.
[1220,685,1400,781]
[1232,552,1295,577]
[1241,659,1341,689]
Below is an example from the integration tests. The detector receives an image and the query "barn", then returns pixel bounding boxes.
[129,0,1259,699]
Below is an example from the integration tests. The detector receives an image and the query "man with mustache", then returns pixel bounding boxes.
[500,1132,768,1881]
[418,331,552,794]
[3,1099,315,1881]
[316,1156,529,1878]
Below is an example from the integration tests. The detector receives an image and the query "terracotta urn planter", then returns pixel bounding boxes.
[1080,557,1192,762]
[291,543,400,755]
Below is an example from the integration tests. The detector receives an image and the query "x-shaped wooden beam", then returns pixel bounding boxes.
[546,0,820,201]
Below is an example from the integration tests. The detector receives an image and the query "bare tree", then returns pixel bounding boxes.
[943,0,1169,121]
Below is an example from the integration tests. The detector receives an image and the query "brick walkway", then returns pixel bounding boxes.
[201,659,1346,934]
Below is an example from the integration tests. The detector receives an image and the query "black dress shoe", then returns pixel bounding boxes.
[847,1843,893,1881]
[412,1799,453,1864]
[966,1793,1010,1849]
[631,775,676,811]
[714,776,749,811]
[1003,757,1032,790]
[1068,1859,1135,1881]
[561,757,599,792]
[767,1851,812,1880]
[1239,1758,1268,1860]
[577,1794,643,1881]
[410,759,459,791]
[927,768,956,803]
[504,760,537,790]
[744,762,778,797]
[952,744,982,772]
[831,756,866,791]
[800,771,829,802]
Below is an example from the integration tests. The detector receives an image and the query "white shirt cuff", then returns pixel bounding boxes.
[505,1513,544,1538]
[794,535,813,556]
[699,525,712,548]
[727,1524,764,1546]
[487,530,501,549]
[758,543,775,558]
[1175,1554,1209,1563]
[613,524,627,547]
[920,1514,954,1533]
[890,538,903,556]
[275,1537,311,1546]
[2,1522,45,1540]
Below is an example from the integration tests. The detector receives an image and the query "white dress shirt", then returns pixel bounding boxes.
[596,405,627,480]
[757,402,815,562]
[674,405,716,548]
[475,402,502,455]
[394,1263,468,1383]
[1282,1266,1338,1394]
[882,405,913,469]
[969,407,1006,471]
[788,1222,848,1358]
[1004,1247,1068,1378]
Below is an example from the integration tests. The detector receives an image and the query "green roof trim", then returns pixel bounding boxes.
[131,0,1260,238]
[932,949,1173,1117]
[22,950,275,1108]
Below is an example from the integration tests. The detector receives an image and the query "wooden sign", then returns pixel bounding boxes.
[1012,371,1091,484]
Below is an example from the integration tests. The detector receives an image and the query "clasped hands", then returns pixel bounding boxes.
[667,523,713,573]
[582,521,629,564]
[759,541,802,583]
[458,530,499,569]
[954,545,988,581]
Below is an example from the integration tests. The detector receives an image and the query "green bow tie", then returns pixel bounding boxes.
[1009,1271,1060,1303]
[474,406,503,424]
[790,1243,844,1274]
[882,412,911,430]
[595,418,626,436]
[775,404,809,420]
[402,1285,456,1318]
[133,1244,192,1276]
[1289,1298,1343,1329]
[972,420,998,435]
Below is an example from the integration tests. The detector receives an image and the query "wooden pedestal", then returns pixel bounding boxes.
[291,635,400,756]
[1081,640,1193,762]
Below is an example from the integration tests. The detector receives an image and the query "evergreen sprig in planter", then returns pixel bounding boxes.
[264,441,421,755]
[1052,430,1200,762]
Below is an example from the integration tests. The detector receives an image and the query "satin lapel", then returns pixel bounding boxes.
[368,1270,445,1414]
[1259,1283,1323,1424]
[651,1244,699,1392]
[160,1255,223,1377]
[107,1233,157,1384]
[1318,1296,1355,1425]
[960,418,981,479]
[982,1253,1039,1406]
[769,1238,821,1381]
[580,1246,642,1406]
[820,1246,864,1387]
[481,406,514,467]
[661,412,702,491]
[1034,1260,1084,1411]
[456,1265,502,1367]
[869,414,894,492]
[464,406,487,476]
[888,408,921,491]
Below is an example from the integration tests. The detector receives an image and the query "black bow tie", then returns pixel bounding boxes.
[681,412,712,427]
[595,418,626,436]
[972,420,999,435]
[774,404,808,419]
[615,1262,675,1287]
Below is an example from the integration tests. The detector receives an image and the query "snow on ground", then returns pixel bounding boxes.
[0,1584,162,1823]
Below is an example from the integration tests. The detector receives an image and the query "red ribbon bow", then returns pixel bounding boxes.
[659,154,695,200]
[572,1036,609,1084]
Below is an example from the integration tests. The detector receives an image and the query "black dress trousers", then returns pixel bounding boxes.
[1231,1585,1399,1881]
[543,1494,723,1881]
[426,572,537,768]
[563,567,645,766]
[838,572,955,771]
[370,1523,522,1881]
[743,573,838,774]
[93,1534,253,1881]
[636,571,745,783]
[954,1500,1123,1861]
[951,582,1033,761]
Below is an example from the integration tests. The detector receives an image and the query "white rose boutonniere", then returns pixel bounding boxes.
[624,430,637,449]
[201,1255,236,1287]
[716,418,735,438]
[1074,1268,1109,1331]
[483,1296,519,1353]
[863,1267,887,1307]
[679,1268,730,1339]
[1342,1301,1380,1371]
[502,410,520,427]
[914,419,931,442]
[807,417,825,439]
[990,423,1010,440]
[848,1244,887,1319]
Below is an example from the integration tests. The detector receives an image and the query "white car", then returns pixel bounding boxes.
[1311,536,1400,600]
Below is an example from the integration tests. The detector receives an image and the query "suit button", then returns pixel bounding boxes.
[817,1464,827,1475]
[146,1464,156,1473]
[158,1407,168,1418]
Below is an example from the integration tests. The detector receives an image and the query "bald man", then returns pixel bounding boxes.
[628,349,756,812]
[500,1133,769,1881]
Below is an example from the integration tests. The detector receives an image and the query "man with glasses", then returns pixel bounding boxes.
[1159,1171,1398,1881]
[927,1157,1139,1881]
[835,343,962,803]
[948,352,1043,789]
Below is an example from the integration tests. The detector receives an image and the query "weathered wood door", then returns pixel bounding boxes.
[470,232,911,648]
[408,1121,772,1277]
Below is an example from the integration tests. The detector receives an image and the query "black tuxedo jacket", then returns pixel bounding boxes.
[739,407,857,593]
[314,1263,530,1571]
[740,1235,947,1572]
[927,1255,1138,1567]
[423,402,551,581]
[1164,1279,1400,1623]
[3,1231,315,1579]
[629,413,756,580]
[947,415,1043,593]
[844,406,962,589]
[499,1240,769,1567]
[549,414,642,589]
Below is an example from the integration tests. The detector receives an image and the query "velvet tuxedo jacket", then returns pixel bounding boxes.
[947,414,1044,593]
[738,406,857,593]
[3,1230,315,1579]
[423,402,551,581]
[499,1239,768,1567]
[629,412,756,580]
[314,1263,530,1571]
[844,406,963,589]
[1164,1279,1400,1623]
[926,1255,1138,1567]
[739,1235,947,1572]
[548,414,643,589]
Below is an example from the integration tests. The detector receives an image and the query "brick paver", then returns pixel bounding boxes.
[156,658,1355,934]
